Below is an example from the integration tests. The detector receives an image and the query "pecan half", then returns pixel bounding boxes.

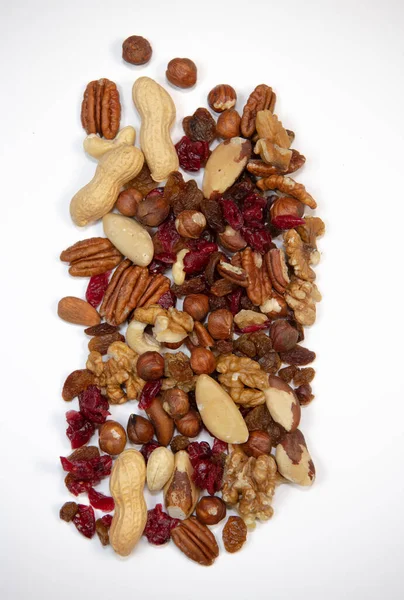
[257,175,317,209]
[81,79,121,140]
[265,248,290,294]
[241,84,276,138]
[247,149,305,177]
[217,261,249,287]
[171,517,219,566]
[60,238,123,277]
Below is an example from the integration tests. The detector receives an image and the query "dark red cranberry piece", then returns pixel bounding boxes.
[192,459,223,496]
[157,289,177,309]
[100,514,113,527]
[78,385,110,424]
[220,198,244,230]
[85,272,110,308]
[156,214,181,253]
[145,187,164,199]
[271,215,306,230]
[229,289,243,316]
[60,455,112,483]
[212,438,228,455]
[72,504,96,539]
[241,227,273,254]
[242,194,266,227]
[66,410,95,449]
[144,503,180,545]
[175,136,210,172]
[91,455,113,479]
[183,243,218,275]
[65,475,92,496]
[148,252,176,275]
[187,441,212,466]
[88,488,115,512]
[236,322,271,334]
[140,440,161,463]
[138,380,163,410]
[223,178,254,202]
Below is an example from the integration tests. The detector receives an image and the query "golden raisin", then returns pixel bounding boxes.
[222,516,247,553]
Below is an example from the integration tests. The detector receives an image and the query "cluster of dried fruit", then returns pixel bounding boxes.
[58,33,323,564]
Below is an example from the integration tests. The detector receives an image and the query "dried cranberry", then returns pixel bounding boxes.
[187,441,212,465]
[65,474,92,496]
[229,289,243,316]
[145,187,164,199]
[148,252,176,274]
[236,322,271,334]
[78,385,110,424]
[72,504,96,539]
[158,289,177,309]
[212,438,228,455]
[61,455,112,483]
[138,380,162,410]
[140,440,160,463]
[144,503,180,545]
[88,488,115,512]
[220,198,244,230]
[85,272,110,308]
[66,410,95,449]
[192,459,224,495]
[101,514,113,527]
[272,215,306,229]
[242,194,266,227]
[241,227,273,254]
[183,243,218,275]
[175,136,210,172]
[155,214,181,253]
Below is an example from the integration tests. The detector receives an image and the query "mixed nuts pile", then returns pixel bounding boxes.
[58,35,324,565]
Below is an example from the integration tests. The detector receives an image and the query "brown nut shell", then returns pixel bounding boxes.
[146,397,174,446]
[166,58,197,88]
[175,409,202,438]
[216,109,241,139]
[127,414,155,445]
[190,347,216,375]
[240,430,272,458]
[99,421,127,455]
[183,294,209,321]
[162,389,190,419]
[122,36,152,65]
[196,496,226,525]
[136,351,165,380]
[208,85,237,113]
[207,309,233,340]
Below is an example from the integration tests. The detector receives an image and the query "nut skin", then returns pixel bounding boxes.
[207,309,234,340]
[162,388,190,419]
[175,409,202,438]
[116,188,143,217]
[166,58,197,89]
[122,35,152,65]
[208,84,237,113]
[127,414,155,445]
[240,430,272,458]
[270,320,299,352]
[99,421,127,455]
[183,294,210,321]
[190,347,216,375]
[216,109,241,139]
[135,195,170,227]
[163,340,184,350]
[196,496,226,525]
[270,196,304,220]
[218,226,247,252]
[146,397,175,447]
[175,210,206,239]
[136,351,165,380]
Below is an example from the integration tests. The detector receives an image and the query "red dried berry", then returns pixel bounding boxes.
[229,289,243,316]
[138,380,163,410]
[241,227,273,254]
[157,289,177,309]
[175,136,210,172]
[242,194,266,227]
[101,514,113,527]
[88,488,115,512]
[78,385,110,424]
[65,474,92,496]
[66,410,95,449]
[85,272,110,308]
[220,198,244,230]
[140,440,161,463]
[72,504,96,539]
[187,441,212,464]
[60,455,113,483]
[192,459,224,496]
[144,503,180,545]
[183,243,218,275]
[212,438,228,455]
[145,187,164,199]
[156,214,181,253]
[236,322,271,334]
[271,215,306,230]
[223,178,254,202]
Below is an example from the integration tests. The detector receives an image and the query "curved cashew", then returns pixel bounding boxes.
[83,126,136,159]
[126,320,161,355]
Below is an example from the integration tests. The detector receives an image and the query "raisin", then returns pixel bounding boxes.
[220,198,244,230]
[280,345,316,366]
[222,516,247,553]
[295,383,314,405]
[72,504,96,539]
[172,275,207,297]
[183,108,216,144]
[170,435,190,453]
[223,177,254,202]
[267,417,286,446]
[210,278,235,297]
[87,332,125,355]
[95,517,111,546]
[293,367,315,386]
[204,251,225,285]
[154,214,182,253]
[234,334,257,358]
[140,440,161,463]
[158,289,177,309]
[65,410,95,449]
[78,385,110,424]
[175,136,210,172]
[68,446,100,462]
[240,295,259,311]
[164,171,203,216]
[88,488,115,512]
[200,198,225,233]
[245,405,272,432]
[271,215,306,229]
[209,294,228,311]
[242,193,266,227]
[84,323,118,336]
[138,380,162,410]
[241,226,273,254]
[258,352,281,374]
[214,339,234,354]
[164,352,194,383]
[85,272,110,308]
[65,473,92,496]
[278,365,298,383]
[250,332,273,357]
[144,503,180,545]
[59,501,79,522]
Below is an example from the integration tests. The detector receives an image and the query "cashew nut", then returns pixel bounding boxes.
[83,126,136,159]
[126,320,162,355]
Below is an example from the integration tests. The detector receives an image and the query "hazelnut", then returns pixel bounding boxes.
[162,388,190,419]
[170,435,190,453]
[270,321,299,352]
[175,210,206,239]
[240,430,272,458]
[175,409,202,438]
[208,84,237,113]
[207,309,234,340]
[218,226,247,252]
[127,414,155,444]
[183,294,210,321]
[136,351,164,380]
[116,188,143,217]
[270,196,304,220]
[166,58,197,89]
[99,421,127,455]
[122,35,152,65]
[163,340,184,350]
[216,109,241,139]
[196,496,226,525]
[135,191,170,227]
[190,347,216,375]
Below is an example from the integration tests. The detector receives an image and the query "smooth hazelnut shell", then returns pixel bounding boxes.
[136,351,164,380]
[196,496,226,525]
[175,409,202,438]
[207,309,234,340]
[127,414,155,444]
[99,421,127,455]
[240,430,272,458]
[116,188,143,217]
[166,58,197,88]
[216,109,241,139]
[162,389,190,419]
[183,294,210,321]
[190,347,216,375]
[135,196,170,227]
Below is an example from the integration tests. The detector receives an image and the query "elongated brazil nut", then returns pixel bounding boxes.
[202,137,251,199]
[275,429,315,486]
[195,374,248,443]
[102,213,153,266]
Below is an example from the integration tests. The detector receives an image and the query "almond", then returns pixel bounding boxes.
[57,296,101,326]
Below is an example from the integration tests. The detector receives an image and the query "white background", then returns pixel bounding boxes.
[1,0,403,598]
